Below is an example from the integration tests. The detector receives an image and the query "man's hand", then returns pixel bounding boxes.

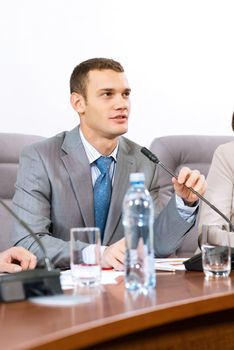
[0,247,37,273]
[172,167,207,205]
[102,238,125,271]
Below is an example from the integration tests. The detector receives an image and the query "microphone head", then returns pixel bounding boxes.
[141,147,160,164]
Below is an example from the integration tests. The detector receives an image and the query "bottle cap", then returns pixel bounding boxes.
[129,172,145,183]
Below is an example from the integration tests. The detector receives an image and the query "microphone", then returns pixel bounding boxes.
[141,147,234,271]
[0,198,62,302]
[141,147,234,232]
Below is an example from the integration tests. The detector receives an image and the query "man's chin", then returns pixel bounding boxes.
[113,124,128,135]
[102,124,128,139]
[111,128,128,138]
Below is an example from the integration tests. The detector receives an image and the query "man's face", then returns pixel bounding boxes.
[74,69,131,140]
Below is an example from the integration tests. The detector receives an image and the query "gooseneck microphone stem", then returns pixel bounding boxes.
[141,147,234,232]
[0,198,52,271]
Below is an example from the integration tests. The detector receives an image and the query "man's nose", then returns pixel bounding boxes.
[113,94,129,110]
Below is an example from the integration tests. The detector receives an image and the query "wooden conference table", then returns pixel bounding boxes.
[0,270,234,350]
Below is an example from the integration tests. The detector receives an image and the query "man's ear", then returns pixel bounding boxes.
[70,92,86,114]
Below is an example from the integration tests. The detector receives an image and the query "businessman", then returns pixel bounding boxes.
[11,58,206,270]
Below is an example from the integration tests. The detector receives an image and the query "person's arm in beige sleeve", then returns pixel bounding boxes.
[198,142,234,235]
[0,247,37,273]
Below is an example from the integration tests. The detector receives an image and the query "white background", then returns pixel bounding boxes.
[1,0,234,147]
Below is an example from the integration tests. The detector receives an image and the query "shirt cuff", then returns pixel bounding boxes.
[175,194,199,223]
[82,244,107,264]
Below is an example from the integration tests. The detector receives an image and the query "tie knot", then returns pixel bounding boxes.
[95,156,113,174]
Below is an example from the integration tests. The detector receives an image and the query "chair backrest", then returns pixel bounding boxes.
[0,133,45,250]
[150,135,234,256]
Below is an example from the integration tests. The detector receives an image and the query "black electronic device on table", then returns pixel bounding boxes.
[183,248,234,271]
[0,199,63,302]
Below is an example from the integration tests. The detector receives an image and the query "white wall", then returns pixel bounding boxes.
[1,0,234,147]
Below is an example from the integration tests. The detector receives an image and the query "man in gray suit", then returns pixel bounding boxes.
[11,58,206,270]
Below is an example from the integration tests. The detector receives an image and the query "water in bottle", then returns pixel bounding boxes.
[122,172,156,291]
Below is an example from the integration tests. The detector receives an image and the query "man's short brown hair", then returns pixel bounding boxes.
[70,58,124,99]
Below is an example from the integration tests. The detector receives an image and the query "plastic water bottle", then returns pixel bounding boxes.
[122,172,156,291]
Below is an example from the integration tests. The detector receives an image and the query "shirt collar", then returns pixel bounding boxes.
[79,127,118,165]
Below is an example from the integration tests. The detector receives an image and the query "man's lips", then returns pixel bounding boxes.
[110,114,128,119]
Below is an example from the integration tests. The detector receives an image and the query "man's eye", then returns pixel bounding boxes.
[123,91,130,97]
[103,92,112,97]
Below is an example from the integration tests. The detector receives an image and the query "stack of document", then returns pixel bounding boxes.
[155,258,187,271]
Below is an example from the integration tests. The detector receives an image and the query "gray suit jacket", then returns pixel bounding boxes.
[11,126,195,268]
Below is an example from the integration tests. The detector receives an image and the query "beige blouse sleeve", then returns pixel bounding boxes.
[198,141,234,236]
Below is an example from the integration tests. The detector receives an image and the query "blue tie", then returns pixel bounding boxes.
[94,156,113,240]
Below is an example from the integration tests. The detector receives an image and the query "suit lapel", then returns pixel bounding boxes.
[60,129,136,245]
[103,137,135,245]
[61,127,94,229]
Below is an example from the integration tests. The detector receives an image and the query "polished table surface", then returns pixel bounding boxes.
[0,270,234,350]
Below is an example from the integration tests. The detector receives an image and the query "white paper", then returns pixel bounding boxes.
[155,258,187,271]
[60,269,124,290]
[60,259,187,290]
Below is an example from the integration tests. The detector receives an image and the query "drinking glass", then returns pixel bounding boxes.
[70,227,101,286]
[201,224,231,278]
